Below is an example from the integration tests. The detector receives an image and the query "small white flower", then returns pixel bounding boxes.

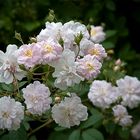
[112,105,132,127]
[131,122,140,140]
[0,44,26,84]
[0,96,24,130]
[116,76,140,108]
[16,43,42,68]
[88,80,119,109]
[76,55,102,80]
[37,22,63,42]
[38,40,63,64]
[52,49,84,90]
[61,21,89,49]
[90,25,105,43]
[51,93,88,128]
[80,39,107,60]
[22,81,52,115]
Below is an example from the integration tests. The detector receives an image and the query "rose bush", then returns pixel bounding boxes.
[0,19,140,140]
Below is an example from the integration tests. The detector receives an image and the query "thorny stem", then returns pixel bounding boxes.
[28,119,53,138]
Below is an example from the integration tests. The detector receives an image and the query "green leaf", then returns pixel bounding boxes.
[81,113,103,129]
[102,42,115,49]
[104,121,116,134]
[28,135,37,140]
[69,129,80,140]
[89,108,102,116]
[106,30,117,38]
[1,83,14,92]
[82,128,104,140]
[0,125,27,140]
[68,81,89,96]
[118,128,130,140]
[48,131,70,140]
[22,21,40,32]
[19,81,27,88]
[0,85,3,92]
[22,120,30,131]
[54,126,67,131]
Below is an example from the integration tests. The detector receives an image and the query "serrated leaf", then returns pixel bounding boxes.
[82,128,104,140]
[69,129,80,140]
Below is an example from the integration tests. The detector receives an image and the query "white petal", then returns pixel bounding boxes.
[0,51,5,63]
[3,70,11,79]
[6,44,17,55]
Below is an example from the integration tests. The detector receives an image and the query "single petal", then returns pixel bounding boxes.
[6,44,17,55]
[0,51,5,63]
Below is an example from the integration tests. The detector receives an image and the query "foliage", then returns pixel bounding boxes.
[0,0,140,140]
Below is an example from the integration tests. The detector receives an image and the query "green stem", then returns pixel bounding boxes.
[13,75,20,95]
[28,119,53,137]
[75,45,80,59]
[33,72,48,75]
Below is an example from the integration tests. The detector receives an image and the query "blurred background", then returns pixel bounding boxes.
[0,0,140,78]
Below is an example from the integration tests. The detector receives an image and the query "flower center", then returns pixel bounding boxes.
[31,96,38,103]
[90,29,97,36]
[44,44,53,53]
[24,49,33,57]
[86,62,94,71]
[89,48,99,56]
[2,112,10,118]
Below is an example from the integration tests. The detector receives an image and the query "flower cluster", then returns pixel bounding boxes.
[0,19,139,140]
[1,21,105,130]
[88,75,140,127]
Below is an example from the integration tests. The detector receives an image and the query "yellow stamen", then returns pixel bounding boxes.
[24,49,33,57]
[86,62,94,71]
[90,28,97,36]
[44,44,53,53]
[89,49,99,56]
